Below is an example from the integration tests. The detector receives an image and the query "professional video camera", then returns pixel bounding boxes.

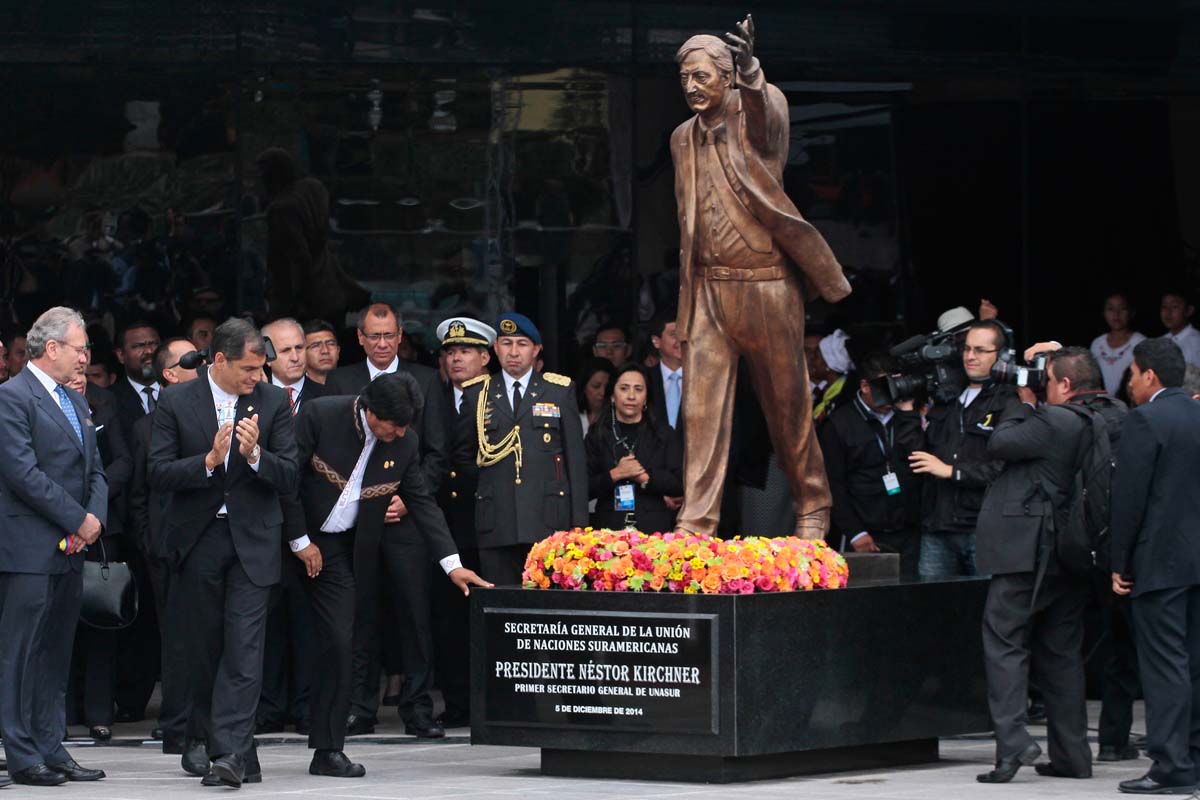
[990,351,1048,391]
[867,328,968,405]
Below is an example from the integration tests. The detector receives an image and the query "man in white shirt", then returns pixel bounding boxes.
[111,321,161,447]
[285,373,490,776]
[264,318,321,416]
[1160,291,1200,369]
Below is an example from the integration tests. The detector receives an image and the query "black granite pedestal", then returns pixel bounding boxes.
[470,574,990,783]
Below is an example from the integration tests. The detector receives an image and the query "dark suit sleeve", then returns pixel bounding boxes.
[1111,409,1157,577]
[148,390,217,491]
[561,385,589,526]
[86,429,109,527]
[100,411,133,498]
[453,387,480,479]
[0,390,91,534]
[818,418,865,540]
[282,402,317,543]
[396,441,457,562]
[985,404,1044,461]
[417,374,449,492]
[253,393,300,494]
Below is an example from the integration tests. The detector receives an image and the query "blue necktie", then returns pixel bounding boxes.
[666,372,682,429]
[54,385,84,444]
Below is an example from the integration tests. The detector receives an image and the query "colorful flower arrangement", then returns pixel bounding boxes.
[522,528,849,593]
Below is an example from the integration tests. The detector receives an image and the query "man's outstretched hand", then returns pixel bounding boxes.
[449,567,495,596]
[725,14,755,72]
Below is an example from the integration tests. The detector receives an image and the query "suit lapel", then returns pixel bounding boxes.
[490,377,514,427]
[226,390,258,483]
[516,374,544,423]
[28,372,85,455]
[190,369,220,448]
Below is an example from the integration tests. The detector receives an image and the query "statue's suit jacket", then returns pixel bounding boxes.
[669,58,851,340]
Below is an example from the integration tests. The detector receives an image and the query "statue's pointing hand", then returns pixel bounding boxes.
[724,14,755,72]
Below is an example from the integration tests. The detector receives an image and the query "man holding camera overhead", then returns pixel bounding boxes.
[895,319,1022,580]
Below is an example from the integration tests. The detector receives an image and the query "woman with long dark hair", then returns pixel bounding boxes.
[575,358,613,436]
[585,363,683,533]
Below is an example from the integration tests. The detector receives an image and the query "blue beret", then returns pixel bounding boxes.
[494,312,542,345]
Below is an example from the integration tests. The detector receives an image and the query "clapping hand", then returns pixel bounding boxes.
[205,421,234,471]
[236,413,260,460]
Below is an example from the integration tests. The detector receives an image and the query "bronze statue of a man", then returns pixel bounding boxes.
[671,15,851,538]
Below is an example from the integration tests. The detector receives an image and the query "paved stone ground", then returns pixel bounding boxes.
[0,702,1178,799]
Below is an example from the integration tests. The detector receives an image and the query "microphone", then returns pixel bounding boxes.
[889,334,929,357]
[179,350,208,370]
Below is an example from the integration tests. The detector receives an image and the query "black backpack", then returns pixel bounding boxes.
[1054,403,1115,573]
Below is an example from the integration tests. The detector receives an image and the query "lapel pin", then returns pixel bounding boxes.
[247,406,254,412]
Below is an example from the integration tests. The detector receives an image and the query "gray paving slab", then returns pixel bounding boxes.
[0,702,1174,799]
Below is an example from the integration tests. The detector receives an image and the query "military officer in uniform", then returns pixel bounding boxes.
[434,316,494,727]
[454,313,587,585]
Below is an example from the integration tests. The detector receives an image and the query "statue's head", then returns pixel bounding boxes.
[676,34,734,118]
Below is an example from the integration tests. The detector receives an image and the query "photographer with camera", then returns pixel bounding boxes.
[972,346,1112,784]
[895,320,1023,579]
[817,352,923,577]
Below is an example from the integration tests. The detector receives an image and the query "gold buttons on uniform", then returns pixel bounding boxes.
[543,433,551,443]
[450,491,457,499]
[559,491,565,496]
[449,470,457,479]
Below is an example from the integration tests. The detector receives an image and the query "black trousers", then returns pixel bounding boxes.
[1096,578,1141,749]
[1132,585,1200,786]
[478,545,529,588]
[350,528,434,723]
[432,547,478,718]
[982,571,1091,775]
[114,551,160,718]
[258,550,313,727]
[68,542,119,728]
[179,518,272,758]
[152,556,191,748]
[300,532,358,751]
[0,570,80,773]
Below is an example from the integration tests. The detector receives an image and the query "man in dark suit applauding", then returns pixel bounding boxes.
[1112,338,1200,795]
[148,318,299,788]
[285,373,490,777]
[0,306,108,786]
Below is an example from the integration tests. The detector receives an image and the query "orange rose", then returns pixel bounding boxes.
[649,575,666,591]
[701,572,722,594]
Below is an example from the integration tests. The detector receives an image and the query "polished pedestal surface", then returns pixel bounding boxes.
[471,576,990,781]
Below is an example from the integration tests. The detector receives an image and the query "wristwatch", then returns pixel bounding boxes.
[249,444,261,463]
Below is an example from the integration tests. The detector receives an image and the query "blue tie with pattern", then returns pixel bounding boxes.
[54,384,84,444]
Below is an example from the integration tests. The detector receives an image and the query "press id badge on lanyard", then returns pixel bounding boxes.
[883,471,901,496]
[615,483,636,511]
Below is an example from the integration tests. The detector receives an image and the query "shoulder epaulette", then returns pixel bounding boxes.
[542,372,571,387]
[462,374,488,389]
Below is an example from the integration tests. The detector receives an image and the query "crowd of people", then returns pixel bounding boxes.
[0,286,1199,792]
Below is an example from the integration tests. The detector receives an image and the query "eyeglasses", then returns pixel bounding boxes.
[362,332,399,343]
[306,339,339,351]
[963,346,998,356]
[594,341,628,351]
[54,340,92,356]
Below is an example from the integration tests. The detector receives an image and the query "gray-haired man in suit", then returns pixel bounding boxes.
[0,306,108,786]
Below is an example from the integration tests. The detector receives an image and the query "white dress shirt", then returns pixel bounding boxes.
[272,374,306,414]
[129,374,159,413]
[453,385,465,414]
[204,373,260,516]
[501,368,533,412]
[367,356,400,381]
[289,410,463,575]
[25,360,61,396]
[1168,326,1200,369]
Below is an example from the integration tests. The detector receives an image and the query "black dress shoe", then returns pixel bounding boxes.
[293,719,311,736]
[182,738,209,776]
[1099,745,1142,762]
[150,727,164,741]
[1119,774,1197,794]
[977,741,1042,783]
[11,764,68,786]
[89,725,112,742]
[1034,763,1091,778]
[404,718,445,739]
[309,750,366,778]
[1027,701,1048,725]
[210,753,245,788]
[46,758,105,781]
[345,715,377,736]
[113,708,144,724]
